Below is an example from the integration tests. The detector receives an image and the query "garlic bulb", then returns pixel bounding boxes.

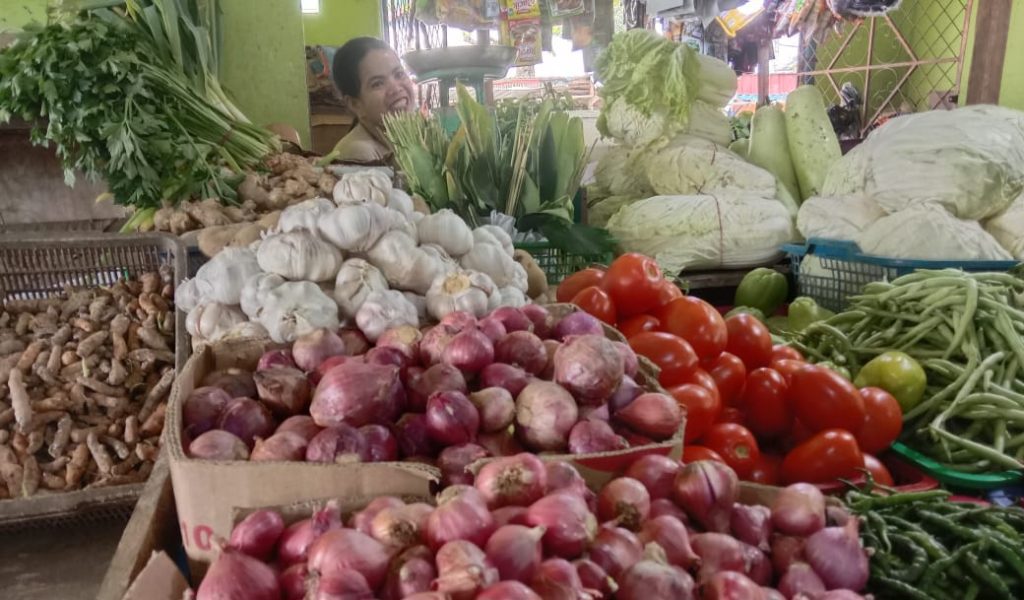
[332,170,390,206]
[473,225,515,256]
[498,286,528,308]
[319,202,412,253]
[459,242,527,291]
[334,258,389,318]
[416,209,474,257]
[276,197,336,234]
[426,270,496,320]
[194,247,261,305]
[240,272,286,319]
[257,230,344,282]
[420,244,459,274]
[174,278,206,312]
[367,230,444,294]
[355,289,419,342]
[258,281,341,343]
[218,320,270,342]
[186,302,247,340]
[402,291,428,321]
[387,188,415,217]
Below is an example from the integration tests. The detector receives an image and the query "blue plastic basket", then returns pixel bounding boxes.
[782,238,1018,312]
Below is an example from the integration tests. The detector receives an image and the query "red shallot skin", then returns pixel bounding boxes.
[649,498,690,524]
[228,509,285,560]
[474,453,548,508]
[616,554,696,600]
[250,431,308,461]
[479,363,531,398]
[478,316,509,343]
[568,419,629,454]
[608,376,643,415]
[614,392,683,440]
[338,327,371,356]
[217,397,277,448]
[278,502,343,566]
[588,525,643,579]
[596,477,651,531]
[425,488,496,551]
[359,424,399,462]
[476,581,542,600]
[691,532,751,582]
[553,311,604,341]
[495,331,548,375]
[370,503,433,550]
[442,329,495,373]
[305,424,368,463]
[292,328,348,372]
[196,546,280,600]
[257,348,297,371]
[311,568,374,600]
[393,413,435,458]
[425,390,480,446]
[188,429,250,460]
[432,540,500,600]
[275,415,322,441]
[515,381,579,452]
[310,361,405,428]
[491,505,530,528]
[624,455,680,500]
[778,561,826,599]
[201,368,258,400]
[521,304,554,338]
[377,325,423,360]
[381,555,436,599]
[350,496,406,536]
[526,491,598,559]
[553,335,625,403]
[770,535,806,575]
[731,503,774,551]
[761,588,786,600]
[437,443,490,486]
[408,363,468,412]
[183,386,233,435]
[613,341,639,378]
[531,558,588,600]
[804,518,869,592]
[673,461,739,533]
[280,563,309,600]
[306,529,390,590]
[701,570,764,600]
[485,524,547,583]
[771,483,826,537]
[469,387,516,433]
[490,307,534,333]
[478,428,526,457]
[638,515,700,570]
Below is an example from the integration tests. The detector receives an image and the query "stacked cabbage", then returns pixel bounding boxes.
[588,30,795,273]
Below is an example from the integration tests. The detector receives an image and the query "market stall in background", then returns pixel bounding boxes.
[1,0,1023,599]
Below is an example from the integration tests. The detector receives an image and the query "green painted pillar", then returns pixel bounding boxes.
[0,0,48,33]
[219,0,312,148]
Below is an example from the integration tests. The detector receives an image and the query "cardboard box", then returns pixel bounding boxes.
[166,338,439,571]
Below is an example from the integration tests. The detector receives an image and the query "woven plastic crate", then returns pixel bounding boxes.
[782,238,1018,312]
[0,232,185,530]
[515,241,611,285]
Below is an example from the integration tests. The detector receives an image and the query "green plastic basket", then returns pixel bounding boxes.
[515,241,611,285]
[888,441,1023,491]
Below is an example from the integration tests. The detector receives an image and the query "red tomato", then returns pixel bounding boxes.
[703,423,761,478]
[771,344,804,363]
[628,332,699,387]
[618,314,661,339]
[655,279,683,307]
[654,297,728,362]
[791,364,867,433]
[556,268,605,304]
[740,368,793,440]
[716,406,745,425]
[771,359,806,386]
[788,420,814,446]
[855,387,903,454]
[603,253,664,318]
[571,286,617,325]
[709,352,747,406]
[683,445,725,464]
[669,383,722,443]
[781,429,864,484]
[863,453,895,487]
[677,368,721,406]
[725,314,773,370]
[748,453,783,485]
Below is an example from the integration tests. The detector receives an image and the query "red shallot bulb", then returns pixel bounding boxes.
[433,540,499,600]
[425,390,480,446]
[376,325,423,360]
[624,455,680,500]
[731,503,773,551]
[804,518,869,592]
[485,524,546,582]
[292,328,347,372]
[525,491,597,559]
[350,496,405,535]
[597,477,651,530]
[258,349,296,371]
[541,340,561,379]
[276,415,322,441]
[638,515,700,570]
[310,569,374,600]
[495,331,548,375]
[311,355,357,386]
[393,413,435,458]
[771,483,826,537]
[419,324,458,366]
[201,368,257,399]
[515,381,578,452]
[280,563,309,600]
[440,311,478,331]
[574,559,616,597]
[188,430,249,460]
[250,431,307,461]
[382,553,436,599]
[553,311,603,341]
[305,424,368,463]
[544,461,588,496]
[531,558,587,600]
[228,509,284,560]
[307,529,390,590]
[253,367,311,418]
[310,361,404,428]
[553,335,624,403]
[370,502,433,549]
[477,428,525,457]
[490,307,533,333]
[479,363,531,397]
[702,570,764,600]
[613,341,639,378]
[614,392,683,440]
[477,581,542,600]
[771,536,806,575]
[183,387,232,435]
[478,316,508,343]
[778,561,826,599]
[469,387,516,433]
[359,424,399,462]
[474,452,548,508]
[568,419,629,454]
[426,486,495,550]
[520,304,554,338]
[588,525,643,579]
[691,533,752,582]
[616,544,695,600]
[608,376,643,415]
[408,363,467,412]
[217,397,277,448]
[437,443,490,486]
[338,327,370,356]
[365,345,411,370]
[491,505,530,528]
[649,498,690,523]
[673,460,739,533]
[278,501,342,566]
[442,328,494,373]
[196,545,280,600]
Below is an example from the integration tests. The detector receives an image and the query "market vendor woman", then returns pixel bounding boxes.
[331,37,416,164]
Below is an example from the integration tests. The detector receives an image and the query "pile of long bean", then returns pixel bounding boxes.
[793,269,1024,472]
[847,487,1024,600]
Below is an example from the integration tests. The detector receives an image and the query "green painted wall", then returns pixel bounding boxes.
[302,0,381,47]
[998,1,1024,110]
[0,0,47,32]
[219,0,311,147]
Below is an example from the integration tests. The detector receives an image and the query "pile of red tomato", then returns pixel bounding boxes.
[556,253,904,489]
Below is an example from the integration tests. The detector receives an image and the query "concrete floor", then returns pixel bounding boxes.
[0,519,125,599]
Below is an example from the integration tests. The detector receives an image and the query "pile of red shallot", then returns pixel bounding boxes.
[182,306,684,477]
[195,455,870,600]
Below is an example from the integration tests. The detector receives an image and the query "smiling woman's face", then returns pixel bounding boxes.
[347,48,416,127]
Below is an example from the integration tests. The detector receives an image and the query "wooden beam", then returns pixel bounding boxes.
[966,0,1012,104]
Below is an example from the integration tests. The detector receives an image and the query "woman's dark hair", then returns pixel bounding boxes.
[332,37,391,98]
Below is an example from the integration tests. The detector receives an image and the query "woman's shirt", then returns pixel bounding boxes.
[331,122,392,165]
